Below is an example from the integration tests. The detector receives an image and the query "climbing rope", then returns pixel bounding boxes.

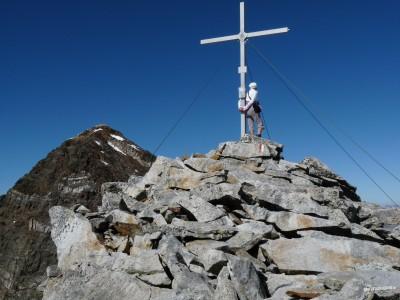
[248,41,399,207]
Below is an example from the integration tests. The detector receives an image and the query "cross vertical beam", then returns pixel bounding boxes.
[200,2,289,138]
[239,2,246,137]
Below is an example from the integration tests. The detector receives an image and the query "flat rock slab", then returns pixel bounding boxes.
[262,231,400,273]
[219,141,282,160]
[176,195,225,222]
[266,273,321,299]
[242,183,330,218]
[317,270,400,290]
[266,211,340,232]
[184,157,224,173]
[190,182,242,205]
[167,219,237,240]
[185,240,230,256]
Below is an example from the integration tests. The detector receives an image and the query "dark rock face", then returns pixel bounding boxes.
[0,125,155,300]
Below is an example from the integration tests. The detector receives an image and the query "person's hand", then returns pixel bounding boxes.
[239,107,245,113]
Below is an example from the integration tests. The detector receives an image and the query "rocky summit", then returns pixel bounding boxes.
[39,137,400,300]
[0,125,155,300]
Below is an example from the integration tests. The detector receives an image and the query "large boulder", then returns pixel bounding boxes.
[218,140,283,160]
[262,231,400,273]
[49,206,106,271]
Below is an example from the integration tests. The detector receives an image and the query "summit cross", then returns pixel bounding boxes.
[200,2,289,138]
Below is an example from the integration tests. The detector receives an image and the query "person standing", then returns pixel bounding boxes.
[239,82,264,137]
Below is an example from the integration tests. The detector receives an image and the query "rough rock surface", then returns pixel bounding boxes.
[0,125,155,299]
[8,135,400,300]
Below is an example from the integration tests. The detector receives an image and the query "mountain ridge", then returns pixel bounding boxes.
[0,125,155,300]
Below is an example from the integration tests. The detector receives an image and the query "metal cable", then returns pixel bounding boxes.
[151,66,221,156]
[249,42,399,207]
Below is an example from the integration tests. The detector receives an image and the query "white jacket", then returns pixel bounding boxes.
[238,88,259,110]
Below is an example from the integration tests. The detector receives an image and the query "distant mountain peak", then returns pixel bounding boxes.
[0,125,155,299]
[13,125,154,200]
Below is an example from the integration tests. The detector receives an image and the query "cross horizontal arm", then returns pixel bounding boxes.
[200,34,239,45]
[246,27,289,38]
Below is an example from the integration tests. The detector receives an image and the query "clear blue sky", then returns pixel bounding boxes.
[1,0,399,205]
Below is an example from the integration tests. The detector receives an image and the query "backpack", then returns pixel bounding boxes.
[248,92,262,113]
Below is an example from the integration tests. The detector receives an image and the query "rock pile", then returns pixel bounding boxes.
[42,139,400,300]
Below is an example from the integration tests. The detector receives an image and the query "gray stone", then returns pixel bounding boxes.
[327,208,351,227]
[157,235,195,269]
[101,191,122,211]
[143,156,184,187]
[197,249,228,274]
[314,279,371,300]
[184,157,224,173]
[188,263,208,276]
[227,254,268,300]
[176,195,225,222]
[234,249,269,273]
[104,233,129,252]
[206,216,235,227]
[242,204,269,221]
[266,273,322,300]
[46,265,61,278]
[228,167,269,186]
[49,206,106,271]
[185,240,230,256]
[106,209,139,225]
[75,205,90,214]
[241,183,330,217]
[219,140,282,160]
[350,223,383,241]
[390,225,400,242]
[130,232,161,256]
[266,211,341,232]
[115,251,171,286]
[371,208,400,225]
[166,167,204,190]
[43,267,175,300]
[105,209,141,235]
[148,188,189,208]
[120,195,147,213]
[213,266,238,300]
[225,220,276,251]
[168,218,237,240]
[226,231,265,251]
[158,235,214,299]
[190,182,242,206]
[317,270,400,292]
[261,231,400,273]
[237,220,278,238]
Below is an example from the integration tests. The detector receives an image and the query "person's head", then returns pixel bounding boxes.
[249,82,257,89]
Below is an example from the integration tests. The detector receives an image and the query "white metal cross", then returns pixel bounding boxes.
[200,2,289,138]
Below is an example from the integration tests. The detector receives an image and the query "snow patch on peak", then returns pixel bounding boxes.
[101,160,109,166]
[129,144,141,151]
[107,141,126,156]
[95,141,101,146]
[93,128,103,133]
[110,134,125,141]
